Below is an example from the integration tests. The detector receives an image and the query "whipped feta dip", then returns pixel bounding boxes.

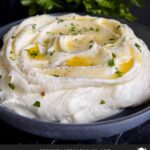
[0,14,150,123]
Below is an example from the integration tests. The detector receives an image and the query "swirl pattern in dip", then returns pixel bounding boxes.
[0,14,150,123]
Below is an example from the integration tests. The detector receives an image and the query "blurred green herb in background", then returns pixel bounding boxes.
[21,0,144,21]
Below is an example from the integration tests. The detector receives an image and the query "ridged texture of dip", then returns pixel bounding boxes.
[0,14,150,123]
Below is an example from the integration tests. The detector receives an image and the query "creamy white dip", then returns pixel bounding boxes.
[0,14,150,123]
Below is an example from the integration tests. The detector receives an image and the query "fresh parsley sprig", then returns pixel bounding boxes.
[21,0,144,22]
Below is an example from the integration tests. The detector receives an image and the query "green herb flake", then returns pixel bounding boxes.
[46,31,51,34]
[70,26,76,32]
[95,28,100,32]
[89,45,93,49]
[112,53,116,58]
[32,24,37,30]
[100,99,106,105]
[0,74,2,79]
[108,38,116,44]
[49,51,55,56]
[108,59,115,67]
[121,37,126,43]
[69,25,78,35]
[59,32,63,35]
[28,50,39,57]
[54,74,59,77]
[135,43,141,52]
[8,83,15,90]
[56,18,64,23]
[11,35,16,39]
[115,68,122,77]
[109,38,115,41]
[90,27,94,30]
[116,25,121,29]
[33,101,40,108]
[9,56,16,61]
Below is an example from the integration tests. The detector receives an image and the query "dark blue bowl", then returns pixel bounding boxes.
[0,13,150,140]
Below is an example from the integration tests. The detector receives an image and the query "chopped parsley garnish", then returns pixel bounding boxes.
[90,40,94,43]
[54,74,59,77]
[108,59,115,67]
[89,45,93,49]
[69,25,78,35]
[100,99,106,105]
[28,50,39,57]
[48,51,55,56]
[71,23,74,26]
[89,27,99,32]
[46,31,51,34]
[112,53,116,58]
[95,28,100,32]
[135,43,141,52]
[59,32,63,35]
[56,18,64,23]
[70,26,76,32]
[32,24,37,30]
[115,68,122,77]
[33,101,40,107]
[109,38,115,41]
[89,27,94,30]
[108,38,116,44]
[116,25,121,29]
[0,74,2,79]
[121,37,126,43]
[11,35,16,39]
[9,56,16,60]
[8,82,15,90]
[89,40,94,48]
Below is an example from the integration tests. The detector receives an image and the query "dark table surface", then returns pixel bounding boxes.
[0,119,150,144]
[0,0,150,144]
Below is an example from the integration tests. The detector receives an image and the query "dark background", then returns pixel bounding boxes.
[0,0,150,27]
[0,0,150,144]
